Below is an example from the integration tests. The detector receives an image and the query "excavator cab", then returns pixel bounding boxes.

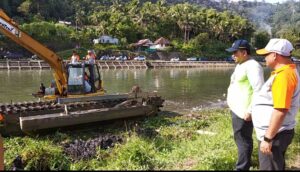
[66,63,102,95]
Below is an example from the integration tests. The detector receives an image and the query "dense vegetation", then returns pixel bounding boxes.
[0,0,300,58]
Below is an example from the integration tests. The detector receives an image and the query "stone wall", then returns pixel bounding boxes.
[0,59,244,70]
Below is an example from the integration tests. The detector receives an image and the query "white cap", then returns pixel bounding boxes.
[256,38,294,57]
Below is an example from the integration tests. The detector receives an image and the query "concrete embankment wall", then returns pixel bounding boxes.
[0,60,51,70]
[0,60,237,70]
[0,60,148,70]
[148,61,236,68]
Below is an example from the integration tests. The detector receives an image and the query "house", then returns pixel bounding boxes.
[134,39,153,47]
[150,37,170,50]
[93,35,119,44]
[133,39,154,51]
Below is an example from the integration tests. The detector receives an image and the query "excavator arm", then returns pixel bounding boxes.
[0,9,67,95]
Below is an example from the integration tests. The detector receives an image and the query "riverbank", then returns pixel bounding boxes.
[0,60,236,70]
[3,108,299,170]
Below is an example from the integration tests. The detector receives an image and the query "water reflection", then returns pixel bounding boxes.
[0,68,245,112]
[0,70,53,103]
[154,78,160,89]
[170,69,180,79]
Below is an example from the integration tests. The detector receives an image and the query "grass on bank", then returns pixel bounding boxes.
[3,108,300,170]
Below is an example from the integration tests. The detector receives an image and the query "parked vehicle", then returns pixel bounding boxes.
[31,54,38,60]
[109,56,116,60]
[186,57,209,61]
[2,51,23,59]
[116,56,127,61]
[224,56,234,62]
[170,57,180,61]
[134,55,146,61]
[186,57,198,61]
[198,57,208,61]
[100,55,109,60]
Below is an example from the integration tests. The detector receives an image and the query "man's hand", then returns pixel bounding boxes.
[260,140,272,155]
[244,112,252,121]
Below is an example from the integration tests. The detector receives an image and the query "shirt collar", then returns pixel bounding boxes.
[271,64,296,75]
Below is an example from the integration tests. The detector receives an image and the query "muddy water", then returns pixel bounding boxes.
[0,68,270,112]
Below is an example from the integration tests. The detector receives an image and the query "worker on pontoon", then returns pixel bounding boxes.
[38,83,46,94]
[70,50,80,64]
[84,72,92,93]
[85,50,96,64]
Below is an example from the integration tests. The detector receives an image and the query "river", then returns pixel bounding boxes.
[0,68,271,113]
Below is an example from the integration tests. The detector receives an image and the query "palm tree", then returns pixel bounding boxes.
[169,3,197,43]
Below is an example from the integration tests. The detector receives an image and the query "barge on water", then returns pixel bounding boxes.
[0,90,164,136]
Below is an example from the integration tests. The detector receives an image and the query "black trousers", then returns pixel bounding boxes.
[231,111,253,170]
[258,129,294,170]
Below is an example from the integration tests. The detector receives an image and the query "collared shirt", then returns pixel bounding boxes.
[227,59,264,119]
[252,64,300,141]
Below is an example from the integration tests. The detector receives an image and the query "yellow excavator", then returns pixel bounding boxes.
[0,9,164,136]
[0,9,105,100]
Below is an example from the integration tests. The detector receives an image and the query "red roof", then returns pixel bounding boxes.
[135,39,153,46]
[154,37,170,45]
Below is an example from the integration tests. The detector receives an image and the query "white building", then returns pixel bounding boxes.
[58,20,71,25]
[93,35,119,44]
[150,37,170,50]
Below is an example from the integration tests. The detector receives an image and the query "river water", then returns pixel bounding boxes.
[0,68,271,113]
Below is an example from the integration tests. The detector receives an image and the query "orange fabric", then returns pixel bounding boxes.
[271,64,298,109]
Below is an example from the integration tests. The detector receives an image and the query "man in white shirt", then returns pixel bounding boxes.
[85,50,96,64]
[226,39,264,170]
[70,50,80,64]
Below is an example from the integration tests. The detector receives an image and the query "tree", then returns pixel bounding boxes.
[169,3,197,43]
[253,31,270,49]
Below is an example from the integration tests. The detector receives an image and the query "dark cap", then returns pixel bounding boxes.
[226,39,251,52]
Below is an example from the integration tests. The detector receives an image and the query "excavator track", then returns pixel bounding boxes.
[0,94,164,136]
[0,98,127,116]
